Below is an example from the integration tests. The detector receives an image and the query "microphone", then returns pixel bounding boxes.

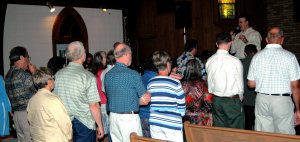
[233,26,241,35]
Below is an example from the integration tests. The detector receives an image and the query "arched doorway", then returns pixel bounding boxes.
[52,7,88,57]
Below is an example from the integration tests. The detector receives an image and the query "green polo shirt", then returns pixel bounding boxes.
[53,62,100,130]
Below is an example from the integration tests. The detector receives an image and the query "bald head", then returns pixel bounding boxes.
[114,43,132,66]
[266,27,284,45]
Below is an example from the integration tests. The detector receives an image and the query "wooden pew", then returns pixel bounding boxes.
[184,121,300,142]
[130,132,169,142]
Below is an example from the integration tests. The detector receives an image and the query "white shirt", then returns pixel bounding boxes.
[206,49,244,98]
[230,27,262,59]
[247,44,300,94]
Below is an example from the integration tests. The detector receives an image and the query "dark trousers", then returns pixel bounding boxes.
[244,105,255,130]
[72,118,96,142]
[212,96,245,129]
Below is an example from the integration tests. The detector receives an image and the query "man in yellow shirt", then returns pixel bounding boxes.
[27,68,72,142]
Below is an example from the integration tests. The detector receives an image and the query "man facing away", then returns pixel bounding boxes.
[247,27,300,134]
[241,44,257,130]
[104,43,151,142]
[53,41,104,141]
[5,46,37,142]
[177,39,206,80]
[230,14,262,59]
[206,32,245,129]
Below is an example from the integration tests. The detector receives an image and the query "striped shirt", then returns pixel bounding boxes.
[148,76,186,130]
[247,44,300,94]
[53,62,100,130]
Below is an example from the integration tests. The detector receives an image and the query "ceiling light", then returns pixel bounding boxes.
[46,2,55,13]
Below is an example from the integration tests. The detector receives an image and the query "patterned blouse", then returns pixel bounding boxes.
[182,80,212,126]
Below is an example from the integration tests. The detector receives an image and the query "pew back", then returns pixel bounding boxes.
[130,132,169,142]
[184,121,300,142]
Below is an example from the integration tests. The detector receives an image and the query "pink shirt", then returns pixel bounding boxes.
[96,69,107,104]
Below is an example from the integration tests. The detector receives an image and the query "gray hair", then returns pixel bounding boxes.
[267,27,284,39]
[32,68,54,89]
[152,51,170,71]
[66,41,86,61]
[114,44,131,58]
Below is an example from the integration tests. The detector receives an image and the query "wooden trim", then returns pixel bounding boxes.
[52,7,89,57]
[130,132,169,142]
[184,121,300,142]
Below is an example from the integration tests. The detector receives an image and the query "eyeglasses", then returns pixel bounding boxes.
[26,56,31,61]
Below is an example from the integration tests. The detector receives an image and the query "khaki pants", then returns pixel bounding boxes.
[13,111,32,142]
[255,94,295,134]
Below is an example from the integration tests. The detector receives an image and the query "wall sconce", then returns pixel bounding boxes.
[218,0,235,19]
[46,2,56,13]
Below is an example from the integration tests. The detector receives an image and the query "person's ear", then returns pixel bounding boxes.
[265,37,269,44]
[280,37,284,44]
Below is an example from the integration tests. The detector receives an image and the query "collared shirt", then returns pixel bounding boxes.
[53,62,100,130]
[177,52,206,80]
[105,62,146,113]
[148,76,186,130]
[247,44,300,94]
[206,49,244,98]
[27,88,72,142]
[0,76,11,136]
[5,66,36,111]
[230,27,262,59]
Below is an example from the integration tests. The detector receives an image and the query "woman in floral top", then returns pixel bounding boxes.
[181,59,213,126]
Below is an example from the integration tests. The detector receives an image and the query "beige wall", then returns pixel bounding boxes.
[3,4,123,74]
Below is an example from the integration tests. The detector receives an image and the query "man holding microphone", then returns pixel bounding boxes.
[230,14,262,59]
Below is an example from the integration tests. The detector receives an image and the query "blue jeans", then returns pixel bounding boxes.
[72,118,96,142]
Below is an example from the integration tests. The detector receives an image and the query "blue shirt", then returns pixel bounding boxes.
[139,70,157,119]
[0,76,11,136]
[105,62,146,113]
[148,76,186,130]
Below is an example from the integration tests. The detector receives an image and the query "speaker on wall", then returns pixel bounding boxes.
[175,1,192,29]
[294,0,300,22]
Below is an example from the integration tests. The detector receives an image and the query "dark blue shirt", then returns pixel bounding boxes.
[105,62,146,113]
[139,70,157,119]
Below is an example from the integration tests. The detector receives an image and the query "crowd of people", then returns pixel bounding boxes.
[1,14,300,142]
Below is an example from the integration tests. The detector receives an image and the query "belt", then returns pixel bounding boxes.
[257,92,290,96]
[213,94,239,98]
[114,111,138,114]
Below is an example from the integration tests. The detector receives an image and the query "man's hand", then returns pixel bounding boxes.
[28,63,37,74]
[294,110,300,126]
[239,34,248,43]
[140,91,151,105]
[169,72,183,80]
[97,126,104,139]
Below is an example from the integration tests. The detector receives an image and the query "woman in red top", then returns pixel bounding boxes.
[91,51,109,140]
[181,59,213,126]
